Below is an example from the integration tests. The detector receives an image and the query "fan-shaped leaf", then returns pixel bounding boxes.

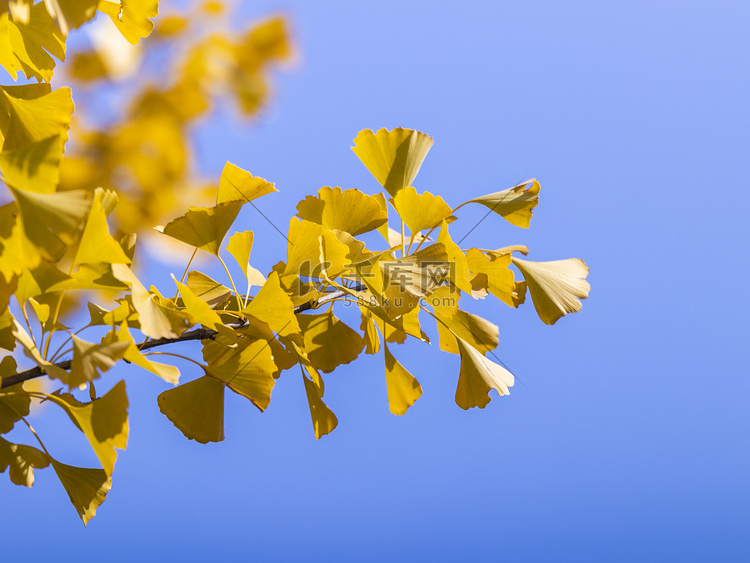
[0,134,61,194]
[455,338,514,410]
[302,373,337,440]
[157,375,225,444]
[98,0,158,45]
[0,437,49,487]
[0,85,72,150]
[157,200,243,256]
[216,162,276,205]
[383,341,422,416]
[296,186,387,236]
[391,186,451,243]
[463,179,540,228]
[50,459,110,525]
[74,189,132,266]
[298,309,364,373]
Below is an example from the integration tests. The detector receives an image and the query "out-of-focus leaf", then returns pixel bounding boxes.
[391,186,451,244]
[98,0,158,45]
[351,128,433,197]
[0,436,49,487]
[2,2,66,82]
[296,186,387,237]
[157,375,225,444]
[463,179,540,228]
[0,135,61,194]
[302,373,337,440]
[455,338,514,410]
[0,203,40,284]
[157,200,243,256]
[50,458,110,525]
[74,189,131,266]
[511,256,590,325]
[216,162,276,205]
[298,309,364,373]
[0,85,72,150]
[0,308,14,350]
[43,0,99,35]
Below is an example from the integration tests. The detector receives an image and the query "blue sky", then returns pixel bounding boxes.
[5,1,750,561]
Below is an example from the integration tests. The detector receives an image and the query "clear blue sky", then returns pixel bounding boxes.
[5,1,750,560]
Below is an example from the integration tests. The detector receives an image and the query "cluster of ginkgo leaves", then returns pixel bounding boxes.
[0,1,590,526]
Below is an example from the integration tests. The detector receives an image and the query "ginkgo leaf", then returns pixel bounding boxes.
[0,308,14,351]
[455,338,514,410]
[243,271,300,337]
[39,381,129,477]
[462,179,540,228]
[11,317,69,381]
[0,85,72,150]
[281,219,349,280]
[511,256,590,325]
[0,14,21,79]
[391,186,452,244]
[10,186,90,262]
[74,190,132,266]
[50,458,110,525]
[351,128,434,197]
[302,373,337,440]
[359,308,380,355]
[157,375,225,444]
[437,221,472,293]
[435,308,499,356]
[63,336,130,388]
[43,0,99,36]
[382,243,449,299]
[0,436,49,487]
[0,271,17,314]
[206,337,277,411]
[296,186,387,236]
[157,200,243,256]
[216,162,276,205]
[298,309,364,373]
[186,270,232,309]
[98,0,158,45]
[383,341,422,416]
[465,248,524,307]
[3,2,66,82]
[226,230,255,282]
[173,276,236,344]
[111,321,179,385]
[0,202,40,283]
[0,362,29,433]
[0,134,61,194]
[111,264,193,339]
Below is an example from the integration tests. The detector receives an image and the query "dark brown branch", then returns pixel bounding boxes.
[0,285,365,390]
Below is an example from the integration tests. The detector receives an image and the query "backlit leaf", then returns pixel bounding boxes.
[3,2,66,82]
[391,186,452,244]
[216,162,276,205]
[226,230,257,283]
[463,179,540,228]
[157,375,225,444]
[173,276,236,343]
[0,437,49,487]
[302,373,337,440]
[157,200,243,256]
[243,271,300,337]
[0,85,73,150]
[455,338,514,410]
[111,321,179,385]
[65,336,130,388]
[50,458,110,525]
[74,189,132,266]
[383,341,422,416]
[43,0,99,35]
[296,186,387,236]
[298,309,364,373]
[98,0,158,45]
[186,270,232,309]
[511,256,590,325]
[0,134,61,194]
[437,221,472,293]
[465,248,522,307]
[351,128,433,197]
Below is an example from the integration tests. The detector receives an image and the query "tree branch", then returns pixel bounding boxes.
[0,285,365,390]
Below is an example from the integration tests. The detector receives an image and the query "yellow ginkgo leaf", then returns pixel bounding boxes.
[437,221,472,293]
[243,271,300,337]
[435,308,499,357]
[0,369,29,433]
[43,0,99,36]
[49,458,110,525]
[298,309,364,373]
[10,185,90,262]
[0,272,17,314]
[455,338,514,410]
[58,336,130,388]
[0,308,14,351]
[281,219,350,280]
[74,190,131,266]
[351,128,434,197]
[173,276,236,344]
[157,200,243,256]
[382,243,449,299]
[0,436,50,487]
[296,186,387,236]
[111,264,193,339]
[226,230,255,281]
[359,308,380,355]
[111,321,179,385]
[0,203,40,283]
[3,2,65,82]
[98,0,158,45]
[157,375,225,444]
[0,85,72,150]
[383,341,422,416]
[206,337,277,412]
[0,134,61,194]
[391,186,452,244]
[465,248,523,308]
[0,14,22,79]
[186,270,232,309]
[41,381,129,477]
[216,162,276,205]
[302,373,338,440]
[462,179,540,228]
[511,256,590,325]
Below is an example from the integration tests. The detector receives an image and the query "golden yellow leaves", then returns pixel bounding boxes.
[0,85,73,151]
[217,162,276,205]
[462,179,540,229]
[98,0,159,45]
[158,375,225,444]
[296,186,387,237]
[352,128,434,197]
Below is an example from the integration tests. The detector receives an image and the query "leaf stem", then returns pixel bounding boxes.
[172,247,198,300]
